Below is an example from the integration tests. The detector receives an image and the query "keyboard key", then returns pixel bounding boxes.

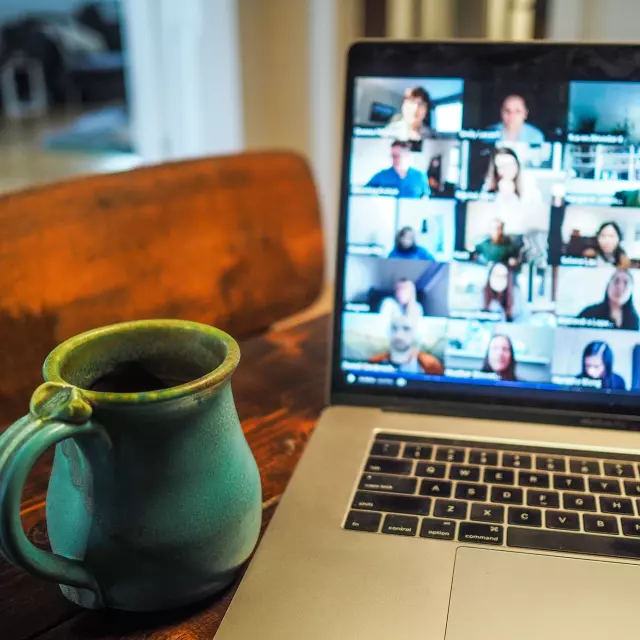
[403,444,433,460]
[536,456,566,472]
[553,475,585,492]
[455,483,487,502]
[518,472,550,488]
[351,492,431,516]
[371,441,399,457]
[600,496,634,515]
[415,462,446,478]
[507,528,640,559]
[434,499,468,520]
[621,518,640,537]
[563,493,597,512]
[604,462,635,478]
[588,478,621,495]
[450,465,480,482]
[570,459,601,475]
[365,457,413,475]
[470,503,505,523]
[491,487,523,505]
[503,453,532,469]
[469,450,498,466]
[527,490,560,508]
[508,507,542,527]
[382,514,419,537]
[359,474,417,494]
[344,510,381,532]
[624,481,640,497]
[436,447,465,463]
[484,468,515,485]
[584,514,619,535]
[419,518,456,540]
[419,479,452,498]
[458,522,504,545]
[546,510,580,531]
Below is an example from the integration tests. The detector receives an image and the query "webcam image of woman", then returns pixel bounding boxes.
[583,222,630,268]
[578,269,640,330]
[380,278,424,323]
[383,87,433,142]
[482,334,518,382]
[578,341,626,391]
[483,263,523,322]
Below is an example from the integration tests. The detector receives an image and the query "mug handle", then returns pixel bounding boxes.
[0,382,109,607]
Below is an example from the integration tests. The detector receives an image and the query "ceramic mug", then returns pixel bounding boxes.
[0,320,262,611]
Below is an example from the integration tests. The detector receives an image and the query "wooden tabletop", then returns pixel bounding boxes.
[1,314,330,640]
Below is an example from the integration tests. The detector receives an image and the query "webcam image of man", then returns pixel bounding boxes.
[489,95,545,144]
[369,314,444,375]
[366,140,430,199]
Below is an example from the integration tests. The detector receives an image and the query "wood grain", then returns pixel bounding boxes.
[0,152,324,424]
[1,315,330,640]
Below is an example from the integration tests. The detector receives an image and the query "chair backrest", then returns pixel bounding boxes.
[0,151,324,420]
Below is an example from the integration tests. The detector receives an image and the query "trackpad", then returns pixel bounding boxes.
[446,547,639,640]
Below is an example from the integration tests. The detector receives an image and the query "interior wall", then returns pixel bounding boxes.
[547,0,640,41]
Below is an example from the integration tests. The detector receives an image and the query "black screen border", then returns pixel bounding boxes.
[330,40,640,429]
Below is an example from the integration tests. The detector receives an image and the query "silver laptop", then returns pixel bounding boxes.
[217,41,640,639]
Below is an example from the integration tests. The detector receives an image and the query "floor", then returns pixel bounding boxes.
[0,110,334,322]
[0,110,140,195]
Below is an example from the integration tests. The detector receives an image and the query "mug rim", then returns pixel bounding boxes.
[43,319,240,405]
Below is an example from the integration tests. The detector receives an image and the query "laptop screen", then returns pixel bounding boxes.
[332,42,640,418]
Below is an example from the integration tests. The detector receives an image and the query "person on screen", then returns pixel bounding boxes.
[366,140,430,198]
[380,279,424,323]
[489,94,545,143]
[388,226,435,261]
[369,313,444,375]
[481,334,518,382]
[482,262,523,322]
[578,269,640,330]
[474,219,519,266]
[578,341,626,391]
[483,147,522,198]
[427,155,443,192]
[583,221,629,268]
[382,87,434,141]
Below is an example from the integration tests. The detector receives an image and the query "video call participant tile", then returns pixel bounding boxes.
[568,81,640,146]
[552,327,640,392]
[346,195,456,262]
[548,205,640,268]
[448,262,555,325]
[343,255,450,319]
[455,201,550,268]
[341,312,449,377]
[461,86,566,143]
[353,77,465,145]
[445,320,555,384]
[350,137,462,200]
[556,267,640,331]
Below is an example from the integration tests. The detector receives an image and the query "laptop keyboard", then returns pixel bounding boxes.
[343,433,640,560]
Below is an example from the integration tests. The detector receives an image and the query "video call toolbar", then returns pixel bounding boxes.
[341,76,640,395]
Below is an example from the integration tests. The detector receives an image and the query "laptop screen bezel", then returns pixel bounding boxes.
[329,40,640,429]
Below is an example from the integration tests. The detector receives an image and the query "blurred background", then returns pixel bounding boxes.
[0,0,637,281]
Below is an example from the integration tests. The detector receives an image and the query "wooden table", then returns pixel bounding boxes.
[1,315,329,640]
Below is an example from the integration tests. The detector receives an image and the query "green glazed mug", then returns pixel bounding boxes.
[0,320,262,611]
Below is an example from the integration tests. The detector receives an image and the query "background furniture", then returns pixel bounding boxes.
[1,314,329,640]
[0,151,324,422]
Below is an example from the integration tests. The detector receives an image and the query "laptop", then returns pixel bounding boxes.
[217,41,640,639]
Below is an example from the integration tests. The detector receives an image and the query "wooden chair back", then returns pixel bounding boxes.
[0,151,324,420]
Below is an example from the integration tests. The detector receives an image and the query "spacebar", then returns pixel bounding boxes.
[507,527,640,559]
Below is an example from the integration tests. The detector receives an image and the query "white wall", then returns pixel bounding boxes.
[0,0,79,23]
[547,0,640,42]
